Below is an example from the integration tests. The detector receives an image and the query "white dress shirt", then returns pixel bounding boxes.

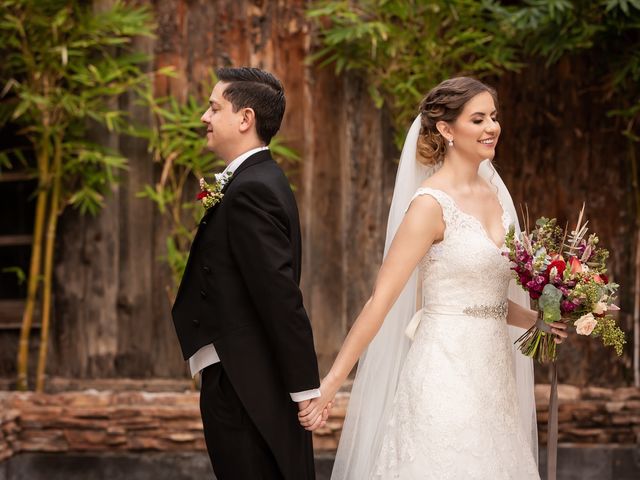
[188,146,321,403]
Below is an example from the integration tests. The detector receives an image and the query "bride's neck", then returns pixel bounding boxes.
[439,152,483,189]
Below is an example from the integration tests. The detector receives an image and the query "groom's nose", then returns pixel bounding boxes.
[200,108,210,124]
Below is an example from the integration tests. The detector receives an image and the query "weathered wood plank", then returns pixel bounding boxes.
[0,235,32,247]
[0,300,40,329]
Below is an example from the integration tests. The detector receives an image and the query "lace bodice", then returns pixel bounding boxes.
[414,187,513,309]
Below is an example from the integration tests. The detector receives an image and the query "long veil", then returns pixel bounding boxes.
[330,116,538,479]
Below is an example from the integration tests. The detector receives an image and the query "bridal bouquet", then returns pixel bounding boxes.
[504,206,625,362]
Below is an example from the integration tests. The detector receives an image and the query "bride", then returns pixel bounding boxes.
[298,77,568,479]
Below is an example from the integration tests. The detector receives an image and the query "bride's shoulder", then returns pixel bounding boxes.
[409,180,457,221]
[405,192,446,232]
[406,186,447,219]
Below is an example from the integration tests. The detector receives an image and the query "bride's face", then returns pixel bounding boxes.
[449,91,500,162]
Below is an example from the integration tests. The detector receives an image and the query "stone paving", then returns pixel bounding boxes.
[0,448,639,479]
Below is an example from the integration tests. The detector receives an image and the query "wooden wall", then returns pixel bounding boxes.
[7,0,636,387]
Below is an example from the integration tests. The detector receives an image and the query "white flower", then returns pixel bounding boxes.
[592,301,608,315]
[214,171,232,187]
[574,313,597,336]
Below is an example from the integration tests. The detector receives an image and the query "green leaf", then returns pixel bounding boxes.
[2,266,26,285]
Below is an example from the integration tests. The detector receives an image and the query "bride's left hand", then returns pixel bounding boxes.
[549,321,568,344]
[298,376,340,431]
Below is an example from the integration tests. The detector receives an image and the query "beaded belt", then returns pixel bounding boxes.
[461,302,508,319]
[405,302,508,340]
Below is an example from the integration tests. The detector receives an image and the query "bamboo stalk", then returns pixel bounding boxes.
[35,135,62,393]
[16,138,50,391]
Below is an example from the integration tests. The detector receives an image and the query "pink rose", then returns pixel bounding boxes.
[574,313,597,336]
[569,257,583,274]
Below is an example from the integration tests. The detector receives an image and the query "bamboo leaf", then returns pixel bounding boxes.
[2,266,27,285]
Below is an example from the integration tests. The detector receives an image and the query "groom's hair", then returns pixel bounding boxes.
[216,67,286,144]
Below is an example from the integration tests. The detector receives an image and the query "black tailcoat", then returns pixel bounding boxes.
[172,150,320,479]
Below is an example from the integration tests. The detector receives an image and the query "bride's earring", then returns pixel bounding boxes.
[448,138,454,147]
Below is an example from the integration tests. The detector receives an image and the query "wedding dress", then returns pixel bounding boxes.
[372,187,540,479]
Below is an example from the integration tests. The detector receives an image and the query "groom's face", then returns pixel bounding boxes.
[201,81,242,158]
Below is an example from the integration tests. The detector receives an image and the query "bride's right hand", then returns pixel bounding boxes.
[298,375,340,431]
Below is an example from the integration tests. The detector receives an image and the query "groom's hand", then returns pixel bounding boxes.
[297,399,311,411]
[297,399,332,431]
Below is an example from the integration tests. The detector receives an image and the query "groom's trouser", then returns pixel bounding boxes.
[200,363,284,480]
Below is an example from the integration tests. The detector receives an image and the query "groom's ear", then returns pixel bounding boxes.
[435,120,452,140]
[238,107,257,134]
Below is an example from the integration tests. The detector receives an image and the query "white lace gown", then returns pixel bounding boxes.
[373,188,540,479]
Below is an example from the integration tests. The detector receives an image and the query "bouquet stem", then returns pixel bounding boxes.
[515,314,558,363]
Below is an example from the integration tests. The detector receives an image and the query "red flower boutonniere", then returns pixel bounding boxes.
[197,172,231,209]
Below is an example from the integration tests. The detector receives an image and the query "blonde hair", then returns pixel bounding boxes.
[417,77,498,166]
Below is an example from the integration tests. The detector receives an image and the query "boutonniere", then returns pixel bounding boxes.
[197,172,231,209]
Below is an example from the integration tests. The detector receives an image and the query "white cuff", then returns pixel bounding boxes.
[290,388,321,402]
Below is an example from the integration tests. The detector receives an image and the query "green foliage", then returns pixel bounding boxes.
[2,266,26,285]
[495,0,640,134]
[268,135,302,191]
[137,86,220,291]
[308,0,640,146]
[592,315,627,356]
[308,0,523,143]
[0,0,155,214]
[0,0,158,391]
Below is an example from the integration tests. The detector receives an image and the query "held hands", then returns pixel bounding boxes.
[298,376,340,431]
[297,397,332,431]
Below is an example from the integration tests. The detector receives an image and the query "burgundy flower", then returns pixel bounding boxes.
[560,300,577,314]
[535,275,547,285]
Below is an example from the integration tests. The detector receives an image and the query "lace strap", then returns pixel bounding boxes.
[407,187,456,224]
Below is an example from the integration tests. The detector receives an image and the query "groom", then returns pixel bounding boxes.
[172,67,324,479]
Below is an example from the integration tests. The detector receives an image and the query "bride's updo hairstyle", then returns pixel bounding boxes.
[417,77,498,166]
